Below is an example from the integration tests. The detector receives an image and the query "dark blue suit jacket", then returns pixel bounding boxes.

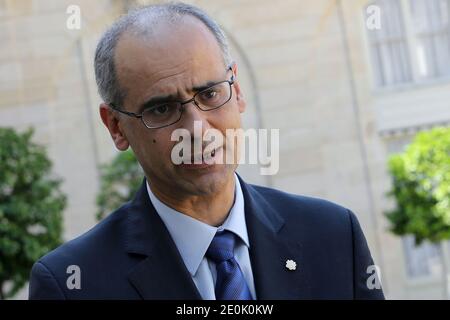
[29,176,384,299]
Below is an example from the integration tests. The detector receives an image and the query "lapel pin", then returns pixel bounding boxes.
[285,259,297,271]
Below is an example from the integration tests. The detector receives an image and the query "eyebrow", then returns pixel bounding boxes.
[137,79,223,113]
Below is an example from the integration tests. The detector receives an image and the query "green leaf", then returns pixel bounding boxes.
[385,127,450,246]
[0,127,66,299]
[95,149,143,221]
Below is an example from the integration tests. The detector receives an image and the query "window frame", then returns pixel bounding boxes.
[364,0,450,92]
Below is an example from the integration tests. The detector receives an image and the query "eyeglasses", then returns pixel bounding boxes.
[109,68,234,129]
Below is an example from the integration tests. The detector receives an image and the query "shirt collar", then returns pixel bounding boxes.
[146,173,249,276]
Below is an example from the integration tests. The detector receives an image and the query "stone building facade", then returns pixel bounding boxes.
[1,0,450,299]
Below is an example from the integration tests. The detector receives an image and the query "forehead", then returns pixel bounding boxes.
[114,16,226,104]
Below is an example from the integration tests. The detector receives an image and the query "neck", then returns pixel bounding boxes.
[149,175,236,227]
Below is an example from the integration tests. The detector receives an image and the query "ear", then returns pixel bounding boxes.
[99,103,130,151]
[230,63,246,114]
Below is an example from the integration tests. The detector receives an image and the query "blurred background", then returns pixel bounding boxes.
[0,0,450,299]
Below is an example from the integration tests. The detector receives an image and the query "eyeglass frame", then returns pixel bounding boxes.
[108,66,235,129]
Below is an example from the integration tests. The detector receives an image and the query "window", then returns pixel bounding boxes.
[367,0,412,86]
[366,0,450,87]
[410,0,450,79]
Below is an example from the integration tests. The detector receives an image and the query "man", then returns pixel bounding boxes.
[29,2,384,300]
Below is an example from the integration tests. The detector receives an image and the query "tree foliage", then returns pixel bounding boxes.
[96,149,143,221]
[0,127,66,299]
[386,127,450,245]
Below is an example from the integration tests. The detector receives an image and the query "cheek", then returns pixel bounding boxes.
[130,130,166,161]
[220,103,242,128]
[147,132,177,161]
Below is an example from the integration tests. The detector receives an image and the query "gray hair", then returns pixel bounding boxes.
[94,2,233,107]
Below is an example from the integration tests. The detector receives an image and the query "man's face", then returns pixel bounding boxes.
[100,16,246,197]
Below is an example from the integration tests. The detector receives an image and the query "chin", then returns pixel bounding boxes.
[177,164,234,195]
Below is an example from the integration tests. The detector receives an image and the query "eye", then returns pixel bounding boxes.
[200,89,218,100]
[149,104,171,115]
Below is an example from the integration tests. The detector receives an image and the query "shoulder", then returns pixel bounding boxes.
[28,200,143,299]
[249,183,353,223]
[245,183,359,243]
[35,201,132,273]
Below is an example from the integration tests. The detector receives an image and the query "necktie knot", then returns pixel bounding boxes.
[206,230,236,263]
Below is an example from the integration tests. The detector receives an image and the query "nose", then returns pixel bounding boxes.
[178,101,212,135]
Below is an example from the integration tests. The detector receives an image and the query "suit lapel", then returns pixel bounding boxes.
[124,181,201,300]
[239,175,312,299]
